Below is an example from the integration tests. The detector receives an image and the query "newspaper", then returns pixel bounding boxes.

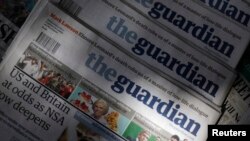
[218,44,250,124]
[121,0,250,68]
[0,1,220,141]
[193,0,250,31]
[0,0,38,62]
[54,0,236,106]
[218,75,250,124]
[239,108,250,124]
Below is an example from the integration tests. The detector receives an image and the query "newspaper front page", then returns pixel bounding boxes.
[0,1,220,141]
[122,0,250,68]
[55,0,236,106]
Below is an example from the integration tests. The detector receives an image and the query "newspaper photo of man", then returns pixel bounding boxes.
[127,130,150,141]
[170,135,180,141]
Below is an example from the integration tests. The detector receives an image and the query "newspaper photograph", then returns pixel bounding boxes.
[55,0,236,106]
[122,113,172,141]
[16,43,81,99]
[0,1,221,141]
[67,80,132,135]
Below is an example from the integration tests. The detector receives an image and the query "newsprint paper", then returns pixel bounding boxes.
[122,0,250,68]
[54,0,236,106]
[218,74,250,124]
[0,1,220,141]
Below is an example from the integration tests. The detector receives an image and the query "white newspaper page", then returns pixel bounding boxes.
[56,0,236,106]
[122,0,250,68]
[0,1,220,141]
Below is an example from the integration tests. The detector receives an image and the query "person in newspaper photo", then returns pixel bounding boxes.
[156,136,161,141]
[76,123,107,141]
[127,130,151,141]
[18,54,39,77]
[91,99,109,125]
[16,51,29,68]
[170,135,180,141]
[59,80,74,99]
[33,61,48,79]
[16,48,77,99]
[38,70,55,85]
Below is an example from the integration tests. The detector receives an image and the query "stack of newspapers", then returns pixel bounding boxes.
[0,0,249,141]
